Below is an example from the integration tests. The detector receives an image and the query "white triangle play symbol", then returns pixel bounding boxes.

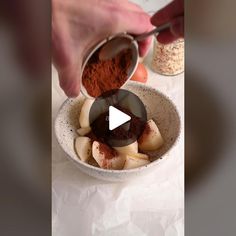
[109,106,131,131]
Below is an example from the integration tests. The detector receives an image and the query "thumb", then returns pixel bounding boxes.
[118,10,153,57]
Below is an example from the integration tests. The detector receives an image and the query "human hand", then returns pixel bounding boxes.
[151,0,184,44]
[52,0,153,97]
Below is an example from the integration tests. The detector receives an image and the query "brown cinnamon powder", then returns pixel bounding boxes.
[82,48,132,97]
[98,143,118,159]
[138,122,152,144]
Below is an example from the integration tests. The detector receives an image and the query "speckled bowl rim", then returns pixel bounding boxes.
[54,81,181,174]
[80,33,139,99]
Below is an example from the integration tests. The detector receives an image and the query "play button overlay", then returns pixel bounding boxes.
[89,89,147,147]
[109,106,131,131]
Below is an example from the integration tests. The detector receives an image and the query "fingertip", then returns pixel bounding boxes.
[59,70,80,98]
[64,81,80,98]
[65,91,79,98]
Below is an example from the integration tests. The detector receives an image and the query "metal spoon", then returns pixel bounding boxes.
[99,22,171,61]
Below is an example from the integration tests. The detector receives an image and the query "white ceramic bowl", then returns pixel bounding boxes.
[80,33,139,98]
[55,82,181,182]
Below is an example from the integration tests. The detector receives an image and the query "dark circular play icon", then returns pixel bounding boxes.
[89,89,147,147]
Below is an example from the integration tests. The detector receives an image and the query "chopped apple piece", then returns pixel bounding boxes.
[79,99,94,128]
[77,127,91,136]
[138,119,164,151]
[114,141,138,155]
[75,137,92,162]
[123,155,150,169]
[92,141,126,170]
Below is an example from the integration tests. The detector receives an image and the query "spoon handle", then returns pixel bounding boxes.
[134,22,172,42]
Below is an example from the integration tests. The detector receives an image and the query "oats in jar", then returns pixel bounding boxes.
[151,39,184,76]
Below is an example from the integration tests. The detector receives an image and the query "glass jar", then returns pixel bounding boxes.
[151,38,184,76]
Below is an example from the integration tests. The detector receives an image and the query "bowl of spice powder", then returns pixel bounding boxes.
[81,33,139,98]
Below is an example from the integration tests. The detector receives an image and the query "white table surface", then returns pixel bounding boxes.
[52,1,184,235]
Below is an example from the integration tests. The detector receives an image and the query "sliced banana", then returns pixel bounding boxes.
[123,155,150,169]
[138,119,164,151]
[75,137,92,162]
[92,141,126,170]
[79,99,94,128]
[114,141,138,155]
[77,127,91,136]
